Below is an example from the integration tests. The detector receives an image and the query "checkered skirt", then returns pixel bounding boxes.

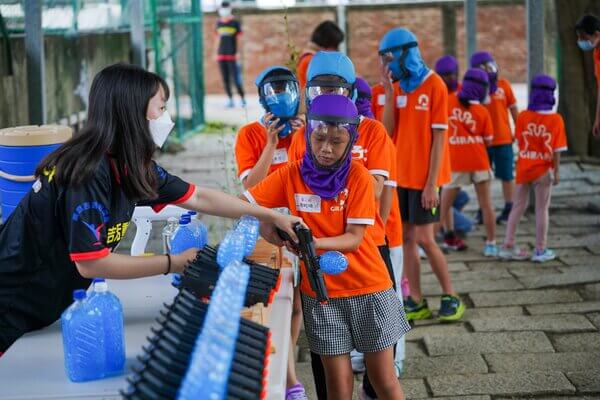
[301,288,411,356]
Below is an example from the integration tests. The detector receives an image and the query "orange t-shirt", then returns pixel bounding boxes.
[384,137,403,247]
[594,48,600,88]
[288,117,392,246]
[392,72,452,190]
[485,78,518,146]
[245,161,393,298]
[447,95,493,173]
[515,110,568,184]
[370,84,401,133]
[234,121,298,182]
[296,52,314,90]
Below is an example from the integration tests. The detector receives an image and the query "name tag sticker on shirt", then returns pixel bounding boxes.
[377,94,386,105]
[294,194,322,213]
[272,148,288,165]
[396,95,407,108]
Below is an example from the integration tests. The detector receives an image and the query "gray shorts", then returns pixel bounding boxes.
[301,288,411,356]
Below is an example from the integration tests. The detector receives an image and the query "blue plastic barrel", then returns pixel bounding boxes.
[0,125,71,221]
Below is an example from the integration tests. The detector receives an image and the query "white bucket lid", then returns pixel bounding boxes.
[0,125,72,146]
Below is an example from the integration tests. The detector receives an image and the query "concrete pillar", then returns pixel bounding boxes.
[526,0,545,82]
[465,0,477,66]
[25,0,46,124]
[130,0,146,69]
[336,4,347,55]
[442,4,457,58]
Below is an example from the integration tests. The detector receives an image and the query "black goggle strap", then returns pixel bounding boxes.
[307,113,360,126]
[306,79,353,90]
[378,41,418,56]
[531,84,555,92]
[260,74,298,85]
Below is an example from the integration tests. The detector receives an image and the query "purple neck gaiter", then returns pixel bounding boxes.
[356,98,374,118]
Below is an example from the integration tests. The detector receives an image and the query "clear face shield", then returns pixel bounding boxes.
[378,42,417,81]
[479,61,498,74]
[306,114,359,169]
[305,79,353,103]
[260,76,300,119]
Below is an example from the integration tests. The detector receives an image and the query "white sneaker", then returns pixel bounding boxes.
[498,245,529,261]
[350,350,365,373]
[531,248,556,263]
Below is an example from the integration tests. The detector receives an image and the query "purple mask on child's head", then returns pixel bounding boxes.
[458,68,489,103]
[528,74,556,112]
[355,77,374,118]
[301,95,359,200]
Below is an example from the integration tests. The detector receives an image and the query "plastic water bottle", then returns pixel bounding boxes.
[187,211,208,249]
[216,230,246,269]
[61,289,105,382]
[319,251,348,275]
[87,278,126,377]
[162,217,179,254]
[177,260,250,400]
[170,215,197,255]
[235,215,259,256]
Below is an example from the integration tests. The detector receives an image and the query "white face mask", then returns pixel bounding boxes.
[148,110,174,148]
[218,7,231,17]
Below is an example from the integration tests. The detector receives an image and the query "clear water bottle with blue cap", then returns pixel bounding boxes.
[187,211,208,249]
[216,229,246,269]
[319,251,348,275]
[177,260,250,400]
[87,278,126,377]
[235,215,260,256]
[170,215,197,255]
[61,289,106,382]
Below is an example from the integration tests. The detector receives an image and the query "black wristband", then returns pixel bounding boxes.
[163,253,171,275]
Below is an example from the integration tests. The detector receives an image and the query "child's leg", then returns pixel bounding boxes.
[218,60,233,99]
[441,186,459,232]
[363,348,405,400]
[474,179,496,242]
[414,223,454,295]
[503,182,530,247]
[502,179,515,205]
[389,246,406,368]
[403,223,422,300]
[321,354,354,400]
[287,287,303,389]
[533,173,553,251]
[310,351,327,400]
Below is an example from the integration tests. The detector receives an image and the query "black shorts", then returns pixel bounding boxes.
[397,187,440,225]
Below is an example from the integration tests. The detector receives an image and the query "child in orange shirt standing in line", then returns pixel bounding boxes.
[499,75,567,263]
[378,28,463,322]
[440,68,498,257]
[470,51,519,224]
[234,66,308,400]
[244,95,409,400]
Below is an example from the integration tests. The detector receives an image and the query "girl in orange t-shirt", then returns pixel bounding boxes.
[243,95,409,399]
[500,75,567,263]
[441,68,498,257]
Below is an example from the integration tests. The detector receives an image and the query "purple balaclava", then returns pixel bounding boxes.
[355,77,374,118]
[470,51,498,94]
[300,94,359,200]
[435,55,459,92]
[528,74,556,112]
[458,68,489,103]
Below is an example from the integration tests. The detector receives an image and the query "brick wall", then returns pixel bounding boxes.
[203,1,527,94]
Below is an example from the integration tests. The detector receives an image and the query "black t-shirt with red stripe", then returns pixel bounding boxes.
[0,157,193,350]
[216,17,241,59]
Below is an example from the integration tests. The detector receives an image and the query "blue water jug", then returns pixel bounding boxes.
[87,278,126,377]
[170,215,197,255]
[61,289,105,382]
[216,230,246,269]
[177,260,250,400]
[187,211,208,249]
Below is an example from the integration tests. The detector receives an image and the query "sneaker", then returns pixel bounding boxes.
[531,248,556,263]
[350,350,365,373]
[438,294,465,322]
[498,245,529,261]
[483,243,499,257]
[358,384,375,400]
[443,233,468,251]
[475,209,483,225]
[226,98,235,108]
[404,296,433,321]
[240,98,247,107]
[285,383,308,400]
[496,203,512,225]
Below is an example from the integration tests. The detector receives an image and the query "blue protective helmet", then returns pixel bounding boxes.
[255,66,300,138]
[305,51,358,107]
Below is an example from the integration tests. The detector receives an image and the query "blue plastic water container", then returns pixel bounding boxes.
[0,125,71,221]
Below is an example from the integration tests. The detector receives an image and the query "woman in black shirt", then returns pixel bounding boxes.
[0,63,301,354]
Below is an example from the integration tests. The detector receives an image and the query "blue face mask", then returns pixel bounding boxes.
[265,92,298,138]
[578,39,596,52]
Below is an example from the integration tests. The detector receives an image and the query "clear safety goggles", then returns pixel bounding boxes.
[261,79,299,103]
[307,113,359,137]
[379,42,417,66]
[306,79,353,102]
[478,61,498,74]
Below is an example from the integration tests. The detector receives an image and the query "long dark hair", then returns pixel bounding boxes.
[37,63,170,201]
